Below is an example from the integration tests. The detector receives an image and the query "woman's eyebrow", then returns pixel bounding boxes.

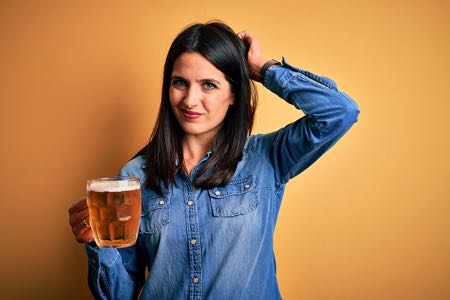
[200,78,221,86]
[171,75,221,86]
[171,75,185,81]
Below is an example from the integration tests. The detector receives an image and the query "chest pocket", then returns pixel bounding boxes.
[208,175,258,217]
[139,189,171,234]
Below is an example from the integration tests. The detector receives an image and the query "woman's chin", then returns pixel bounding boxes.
[180,126,219,139]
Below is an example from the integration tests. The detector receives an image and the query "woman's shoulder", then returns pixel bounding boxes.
[119,155,146,183]
[244,132,277,156]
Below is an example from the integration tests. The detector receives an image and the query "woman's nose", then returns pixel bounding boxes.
[183,85,202,107]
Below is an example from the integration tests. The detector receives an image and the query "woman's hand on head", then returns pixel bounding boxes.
[68,196,94,244]
[237,30,268,82]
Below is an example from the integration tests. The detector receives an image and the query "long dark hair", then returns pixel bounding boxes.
[144,21,257,194]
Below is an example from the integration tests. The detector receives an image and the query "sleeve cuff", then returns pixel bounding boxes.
[262,57,295,98]
[85,244,120,269]
[263,57,340,98]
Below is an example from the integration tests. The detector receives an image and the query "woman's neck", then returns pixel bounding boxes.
[182,134,214,173]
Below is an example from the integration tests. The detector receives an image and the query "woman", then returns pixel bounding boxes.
[69,21,359,299]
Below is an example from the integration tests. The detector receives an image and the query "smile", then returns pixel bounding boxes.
[181,109,202,120]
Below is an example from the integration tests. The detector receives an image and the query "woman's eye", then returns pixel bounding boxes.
[203,82,217,90]
[172,79,186,88]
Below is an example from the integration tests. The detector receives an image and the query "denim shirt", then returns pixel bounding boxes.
[85,58,360,300]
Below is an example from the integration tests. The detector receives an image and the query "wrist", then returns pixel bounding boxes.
[260,59,281,83]
[87,241,98,248]
[254,58,267,74]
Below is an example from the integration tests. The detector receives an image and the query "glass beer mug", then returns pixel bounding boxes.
[86,176,141,248]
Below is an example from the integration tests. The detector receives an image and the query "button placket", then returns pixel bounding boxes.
[184,182,202,299]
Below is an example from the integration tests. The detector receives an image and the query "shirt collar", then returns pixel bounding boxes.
[175,148,214,167]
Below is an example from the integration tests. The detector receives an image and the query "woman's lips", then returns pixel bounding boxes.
[181,109,202,120]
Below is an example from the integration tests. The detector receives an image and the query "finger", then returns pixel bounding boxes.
[69,207,90,227]
[72,216,91,236]
[68,196,88,214]
[237,30,247,38]
[239,30,256,41]
[238,31,252,44]
[75,226,94,244]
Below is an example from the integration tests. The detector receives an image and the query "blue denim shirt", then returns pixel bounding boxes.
[85,58,360,300]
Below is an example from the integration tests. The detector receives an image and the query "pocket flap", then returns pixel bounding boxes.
[208,175,258,217]
[141,189,171,215]
[208,175,256,198]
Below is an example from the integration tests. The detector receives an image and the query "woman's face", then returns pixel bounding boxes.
[169,52,234,140]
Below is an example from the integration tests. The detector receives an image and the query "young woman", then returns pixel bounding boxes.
[69,21,360,300]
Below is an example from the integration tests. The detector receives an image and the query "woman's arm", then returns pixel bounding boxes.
[239,31,360,185]
[69,164,146,299]
[260,59,360,184]
[85,243,145,300]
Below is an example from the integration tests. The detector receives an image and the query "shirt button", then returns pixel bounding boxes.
[159,199,165,205]
[192,276,199,284]
[190,239,197,245]
[187,200,194,206]
[214,191,221,196]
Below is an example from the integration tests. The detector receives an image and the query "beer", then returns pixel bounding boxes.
[87,177,141,248]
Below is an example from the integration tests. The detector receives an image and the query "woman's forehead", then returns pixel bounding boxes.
[172,52,227,81]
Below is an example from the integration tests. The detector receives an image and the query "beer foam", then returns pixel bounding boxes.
[88,180,140,192]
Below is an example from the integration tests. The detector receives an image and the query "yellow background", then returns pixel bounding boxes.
[0,0,449,299]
